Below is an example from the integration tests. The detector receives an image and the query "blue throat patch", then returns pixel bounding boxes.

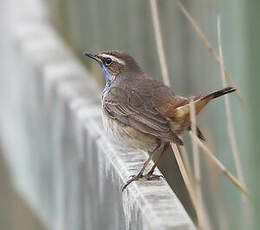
[98,62,111,97]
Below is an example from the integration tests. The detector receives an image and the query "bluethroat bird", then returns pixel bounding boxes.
[84,50,236,191]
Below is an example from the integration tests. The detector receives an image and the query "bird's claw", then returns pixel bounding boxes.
[129,174,138,179]
[143,173,164,180]
[122,174,143,191]
[122,173,164,191]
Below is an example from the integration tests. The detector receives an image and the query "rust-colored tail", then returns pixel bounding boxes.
[173,87,236,125]
[172,87,236,141]
[174,87,236,119]
[200,86,236,102]
[193,87,236,115]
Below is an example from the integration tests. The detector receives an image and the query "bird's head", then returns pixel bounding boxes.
[84,50,142,83]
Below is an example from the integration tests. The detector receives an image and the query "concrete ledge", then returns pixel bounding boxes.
[0,0,195,229]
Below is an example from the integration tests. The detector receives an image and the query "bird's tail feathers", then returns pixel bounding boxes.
[200,86,236,102]
[173,87,236,121]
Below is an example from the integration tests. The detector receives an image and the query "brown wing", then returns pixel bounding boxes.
[119,75,190,118]
[103,86,183,145]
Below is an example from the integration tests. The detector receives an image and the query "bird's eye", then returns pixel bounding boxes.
[105,57,112,65]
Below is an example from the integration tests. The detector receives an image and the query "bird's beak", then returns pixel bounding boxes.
[84,52,102,63]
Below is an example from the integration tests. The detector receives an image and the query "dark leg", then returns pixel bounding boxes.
[145,142,170,177]
[188,125,206,141]
[122,143,161,191]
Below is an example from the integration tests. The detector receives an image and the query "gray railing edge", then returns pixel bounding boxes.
[4,0,196,229]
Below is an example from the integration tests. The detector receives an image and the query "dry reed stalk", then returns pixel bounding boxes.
[149,0,200,221]
[176,0,244,106]
[217,16,246,192]
[206,159,229,230]
[189,100,211,230]
[217,15,251,225]
[177,145,193,180]
[149,0,170,87]
[189,133,248,196]
[189,100,200,183]
[189,100,202,228]
[171,143,198,212]
[150,0,249,228]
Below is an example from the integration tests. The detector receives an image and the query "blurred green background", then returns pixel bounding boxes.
[47,0,253,229]
[1,0,259,229]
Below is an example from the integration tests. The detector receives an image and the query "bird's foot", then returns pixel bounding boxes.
[122,173,143,191]
[122,172,164,191]
[143,173,164,180]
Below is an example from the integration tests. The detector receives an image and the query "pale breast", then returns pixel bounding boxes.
[101,107,158,152]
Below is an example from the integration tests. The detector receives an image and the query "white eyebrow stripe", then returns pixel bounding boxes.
[100,54,125,65]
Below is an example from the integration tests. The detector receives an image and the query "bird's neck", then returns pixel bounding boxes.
[99,62,114,97]
[103,80,112,97]
[99,62,144,98]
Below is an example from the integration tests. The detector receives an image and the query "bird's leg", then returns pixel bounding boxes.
[145,142,170,178]
[188,125,206,141]
[122,143,161,191]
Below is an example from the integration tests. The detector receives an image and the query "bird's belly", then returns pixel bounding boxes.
[101,110,158,152]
